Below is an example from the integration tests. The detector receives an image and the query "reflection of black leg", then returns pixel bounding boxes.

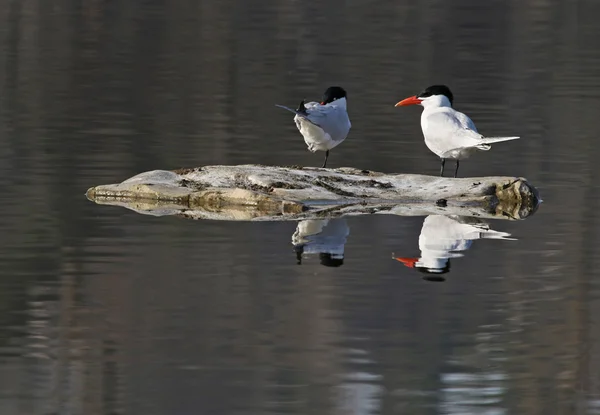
[295,245,304,265]
[454,160,460,178]
[440,158,445,176]
[322,150,329,168]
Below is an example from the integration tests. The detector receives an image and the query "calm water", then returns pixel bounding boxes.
[1,1,600,414]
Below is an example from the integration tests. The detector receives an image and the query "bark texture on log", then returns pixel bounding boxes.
[86,165,540,221]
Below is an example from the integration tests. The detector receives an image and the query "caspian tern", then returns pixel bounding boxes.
[395,85,520,177]
[276,86,351,168]
[393,215,514,282]
[292,219,349,267]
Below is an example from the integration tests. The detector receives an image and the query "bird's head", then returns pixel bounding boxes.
[395,85,454,108]
[321,86,347,105]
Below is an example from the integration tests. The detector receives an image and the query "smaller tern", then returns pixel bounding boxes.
[276,86,351,168]
[395,85,520,177]
[292,219,349,267]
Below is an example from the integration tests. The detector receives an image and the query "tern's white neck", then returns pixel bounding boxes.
[420,95,452,109]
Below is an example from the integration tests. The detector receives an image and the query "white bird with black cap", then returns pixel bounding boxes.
[395,85,520,177]
[276,86,351,168]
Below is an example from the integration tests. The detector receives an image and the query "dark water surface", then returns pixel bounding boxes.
[1,1,600,414]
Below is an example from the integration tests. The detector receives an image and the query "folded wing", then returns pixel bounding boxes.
[302,102,351,143]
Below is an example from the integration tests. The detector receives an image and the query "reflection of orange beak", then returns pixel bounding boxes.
[394,257,418,268]
[395,96,422,107]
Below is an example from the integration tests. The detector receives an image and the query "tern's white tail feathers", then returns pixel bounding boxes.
[275,104,317,127]
[479,229,516,241]
[275,104,304,116]
[473,136,520,151]
[480,136,521,144]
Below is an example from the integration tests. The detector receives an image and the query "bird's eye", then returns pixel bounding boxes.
[419,92,431,98]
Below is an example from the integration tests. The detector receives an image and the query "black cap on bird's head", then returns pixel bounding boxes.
[395,84,454,107]
[415,260,451,277]
[394,256,450,282]
[319,253,344,267]
[294,248,344,267]
[417,85,453,105]
[321,86,347,105]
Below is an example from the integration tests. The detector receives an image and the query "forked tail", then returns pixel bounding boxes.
[275,98,308,117]
[479,229,516,240]
[275,101,317,127]
[275,104,299,114]
[480,136,520,145]
[296,99,308,115]
[473,136,520,151]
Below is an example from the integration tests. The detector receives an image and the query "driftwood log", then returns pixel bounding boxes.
[85,165,540,221]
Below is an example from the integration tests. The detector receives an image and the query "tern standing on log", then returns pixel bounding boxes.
[395,85,520,177]
[276,86,351,168]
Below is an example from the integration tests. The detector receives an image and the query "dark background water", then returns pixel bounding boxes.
[1,0,600,414]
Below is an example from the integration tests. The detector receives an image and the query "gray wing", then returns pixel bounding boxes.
[453,110,478,133]
[427,112,484,143]
[302,103,351,142]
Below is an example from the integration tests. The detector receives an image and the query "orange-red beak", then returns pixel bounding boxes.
[395,96,422,107]
[394,257,418,268]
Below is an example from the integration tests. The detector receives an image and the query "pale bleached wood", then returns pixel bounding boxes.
[86,165,540,221]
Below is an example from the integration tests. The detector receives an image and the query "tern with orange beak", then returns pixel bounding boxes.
[395,85,520,177]
[276,86,351,168]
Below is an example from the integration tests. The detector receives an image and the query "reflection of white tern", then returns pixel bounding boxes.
[394,215,514,275]
[292,219,350,266]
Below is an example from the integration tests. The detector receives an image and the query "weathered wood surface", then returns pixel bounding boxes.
[85,165,540,221]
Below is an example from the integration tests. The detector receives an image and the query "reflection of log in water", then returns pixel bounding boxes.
[394,215,515,281]
[86,165,541,222]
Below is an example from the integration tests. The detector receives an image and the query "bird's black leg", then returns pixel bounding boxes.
[454,160,460,178]
[440,158,445,177]
[322,150,329,168]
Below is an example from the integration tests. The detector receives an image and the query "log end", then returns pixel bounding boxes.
[492,178,540,220]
